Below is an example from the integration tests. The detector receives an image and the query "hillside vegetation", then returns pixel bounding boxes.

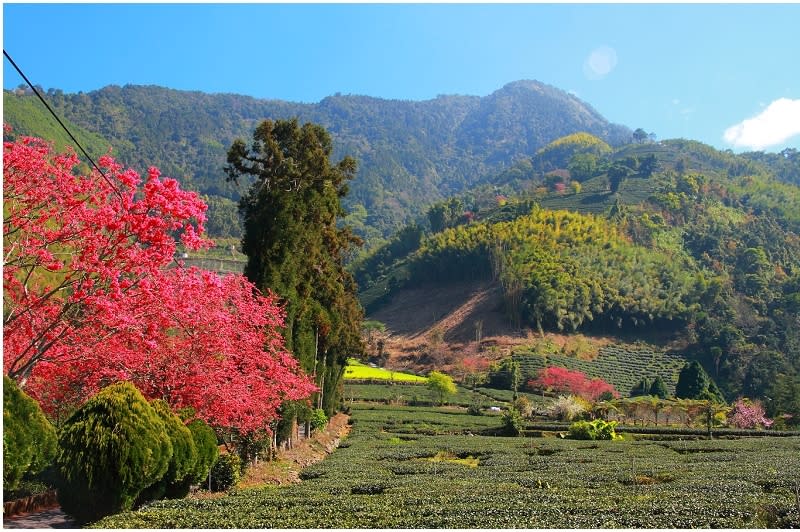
[356,135,800,416]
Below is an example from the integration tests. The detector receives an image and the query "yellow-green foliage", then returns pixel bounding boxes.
[2,376,57,492]
[412,207,703,332]
[344,358,427,383]
[427,370,457,405]
[536,132,612,157]
[568,419,621,440]
[421,451,480,468]
[56,382,173,524]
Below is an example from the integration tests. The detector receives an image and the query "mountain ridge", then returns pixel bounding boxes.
[4,79,631,238]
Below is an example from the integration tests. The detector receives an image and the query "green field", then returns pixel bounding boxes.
[343,359,427,383]
[512,343,687,397]
[344,383,510,410]
[96,398,800,528]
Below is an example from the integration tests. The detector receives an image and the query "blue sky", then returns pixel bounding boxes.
[3,3,799,152]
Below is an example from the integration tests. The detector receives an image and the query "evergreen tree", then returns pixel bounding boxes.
[226,119,365,416]
[675,361,724,402]
[649,375,670,399]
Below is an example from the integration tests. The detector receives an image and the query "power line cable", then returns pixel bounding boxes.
[5,50,200,269]
[3,49,123,199]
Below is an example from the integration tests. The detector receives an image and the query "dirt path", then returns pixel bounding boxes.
[3,507,76,529]
[237,412,351,488]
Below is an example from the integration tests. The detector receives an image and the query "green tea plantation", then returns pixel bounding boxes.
[95,389,800,528]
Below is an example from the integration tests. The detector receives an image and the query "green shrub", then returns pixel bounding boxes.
[209,453,241,492]
[467,395,484,416]
[56,382,172,524]
[568,419,619,440]
[2,375,57,493]
[501,407,524,436]
[310,408,329,432]
[138,400,198,502]
[165,418,219,496]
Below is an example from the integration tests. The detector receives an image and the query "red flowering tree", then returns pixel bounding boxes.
[529,366,618,402]
[4,133,315,434]
[4,133,209,381]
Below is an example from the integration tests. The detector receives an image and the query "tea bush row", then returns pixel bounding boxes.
[96,402,800,528]
[511,343,686,397]
[344,383,502,409]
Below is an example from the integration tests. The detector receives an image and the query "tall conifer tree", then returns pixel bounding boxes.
[226,119,364,415]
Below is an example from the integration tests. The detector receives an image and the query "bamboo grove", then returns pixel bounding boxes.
[409,207,705,334]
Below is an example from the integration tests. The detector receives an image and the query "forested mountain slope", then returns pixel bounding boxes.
[3,81,630,238]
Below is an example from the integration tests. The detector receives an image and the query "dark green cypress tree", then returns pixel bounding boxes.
[649,375,670,399]
[226,119,365,417]
[675,361,724,402]
[629,377,651,397]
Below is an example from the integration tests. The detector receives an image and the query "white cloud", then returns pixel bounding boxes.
[583,46,617,80]
[723,98,800,150]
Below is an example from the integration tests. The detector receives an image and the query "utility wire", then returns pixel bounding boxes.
[3,49,123,199]
[4,50,197,270]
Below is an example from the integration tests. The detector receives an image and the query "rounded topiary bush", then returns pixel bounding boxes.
[3,375,57,493]
[188,419,219,483]
[56,382,172,524]
[137,399,198,503]
[167,418,219,497]
[209,453,241,492]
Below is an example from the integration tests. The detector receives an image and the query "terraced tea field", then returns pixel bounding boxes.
[96,401,800,528]
[513,343,687,396]
[343,382,487,407]
[344,382,547,410]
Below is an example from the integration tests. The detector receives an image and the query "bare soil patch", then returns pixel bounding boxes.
[236,412,351,489]
[366,279,667,377]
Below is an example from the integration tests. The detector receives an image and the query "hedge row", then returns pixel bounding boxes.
[524,422,800,438]
[3,378,220,525]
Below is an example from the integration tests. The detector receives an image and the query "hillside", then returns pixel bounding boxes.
[3,81,630,239]
[358,135,800,415]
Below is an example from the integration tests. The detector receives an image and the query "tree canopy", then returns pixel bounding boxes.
[226,118,365,415]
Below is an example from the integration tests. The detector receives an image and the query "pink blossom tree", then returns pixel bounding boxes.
[728,398,773,429]
[530,366,619,402]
